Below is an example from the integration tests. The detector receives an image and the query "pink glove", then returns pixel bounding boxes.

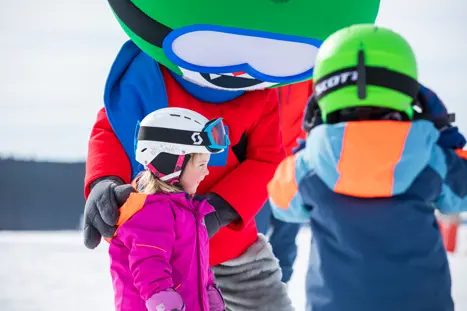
[207,285,226,311]
[146,289,185,311]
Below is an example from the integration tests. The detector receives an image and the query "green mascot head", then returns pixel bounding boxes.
[108,0,381,91]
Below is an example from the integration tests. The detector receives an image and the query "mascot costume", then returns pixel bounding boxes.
[83,1,381,310]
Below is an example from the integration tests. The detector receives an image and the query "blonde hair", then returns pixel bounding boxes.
[135,153,205,195]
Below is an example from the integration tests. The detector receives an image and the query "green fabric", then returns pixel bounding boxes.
[112,0,381,86]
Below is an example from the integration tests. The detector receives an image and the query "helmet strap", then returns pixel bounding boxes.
[314,65,420,101]
[313,52,456,127]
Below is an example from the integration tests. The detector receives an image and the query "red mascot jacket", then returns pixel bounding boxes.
[85,66,286,265]
[85,39,312,264]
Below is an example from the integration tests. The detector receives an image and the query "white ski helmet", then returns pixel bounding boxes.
[136,107,229,182]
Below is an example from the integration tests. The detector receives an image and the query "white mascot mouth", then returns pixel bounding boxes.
[197,71,268,90]
[167,29,320,91]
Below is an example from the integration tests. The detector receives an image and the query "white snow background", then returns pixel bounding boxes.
[1,0,467,310]
[1,227,467,311]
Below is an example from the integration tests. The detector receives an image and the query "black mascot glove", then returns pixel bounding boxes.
[195,193,240,238]
[83,176,136,249]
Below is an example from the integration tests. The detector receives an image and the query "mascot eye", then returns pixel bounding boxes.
[168,30,319,83]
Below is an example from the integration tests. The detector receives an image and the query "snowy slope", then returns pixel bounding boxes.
[1,227,466,311]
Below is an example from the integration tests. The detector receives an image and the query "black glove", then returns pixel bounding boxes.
[83,176,136,249]
[196,193,240,238]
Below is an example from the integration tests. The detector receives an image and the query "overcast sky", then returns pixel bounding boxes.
[1,0,466,161]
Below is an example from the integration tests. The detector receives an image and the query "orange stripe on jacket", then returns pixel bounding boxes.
[455,149,467,159]
[334,122,411,198]
[104,193,148,242]
[267,155,299,209]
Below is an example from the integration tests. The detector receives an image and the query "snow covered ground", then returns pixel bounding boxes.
[1,227,466,311]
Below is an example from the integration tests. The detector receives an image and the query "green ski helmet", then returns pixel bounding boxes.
[312,24,419,123]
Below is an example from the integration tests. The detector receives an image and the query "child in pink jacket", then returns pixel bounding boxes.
[107,107,229,311]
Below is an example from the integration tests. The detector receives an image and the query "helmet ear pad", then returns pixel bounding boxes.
[149,152,193,182]
[150,152,183,176]
[149,152,190,179]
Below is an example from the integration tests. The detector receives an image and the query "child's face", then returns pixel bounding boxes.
[180,154,210,195]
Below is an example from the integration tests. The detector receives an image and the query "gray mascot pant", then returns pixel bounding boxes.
[212,234,295,311]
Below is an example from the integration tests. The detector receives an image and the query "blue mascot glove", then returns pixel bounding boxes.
[418,84,466,149]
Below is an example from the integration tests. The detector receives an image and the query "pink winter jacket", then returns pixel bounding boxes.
[108,192,218,311]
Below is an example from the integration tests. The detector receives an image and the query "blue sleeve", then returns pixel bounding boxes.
[418,84,466,149]
[434,147,467,213]
[269,152,312,223]
[270,193,310,223]
[438,126,466,150]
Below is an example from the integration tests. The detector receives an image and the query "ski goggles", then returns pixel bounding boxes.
[202,118,230,152]
[138,117,230,153]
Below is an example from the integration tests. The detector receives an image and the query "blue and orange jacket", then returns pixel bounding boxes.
[268,120,467,311]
